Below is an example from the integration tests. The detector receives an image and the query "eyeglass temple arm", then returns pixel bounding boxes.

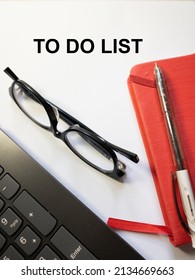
[105,142,139,163]
[4,67,19,81]
[56,106,139,163]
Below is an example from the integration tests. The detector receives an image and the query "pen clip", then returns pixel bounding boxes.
[171,172,191,235]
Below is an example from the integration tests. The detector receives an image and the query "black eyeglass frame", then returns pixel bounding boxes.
[4,67,139,180]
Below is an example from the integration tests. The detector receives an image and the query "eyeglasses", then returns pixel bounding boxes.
[4,67,139,180]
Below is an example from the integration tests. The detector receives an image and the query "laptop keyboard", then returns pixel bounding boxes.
[0,130,144,260]
[0,171,96,260]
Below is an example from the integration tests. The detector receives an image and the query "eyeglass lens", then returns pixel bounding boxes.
[65,131,114,172]
[13,83,51,128]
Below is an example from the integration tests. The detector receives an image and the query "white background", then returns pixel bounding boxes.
[0,1,195,260]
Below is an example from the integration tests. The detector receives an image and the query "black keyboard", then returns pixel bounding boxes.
[0,130,144,260]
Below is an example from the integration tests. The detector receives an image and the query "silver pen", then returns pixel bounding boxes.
[154,63,195,247]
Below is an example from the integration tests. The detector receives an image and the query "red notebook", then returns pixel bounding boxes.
[108,54,195,246]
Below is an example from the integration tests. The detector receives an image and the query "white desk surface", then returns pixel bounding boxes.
[0,1,195,260]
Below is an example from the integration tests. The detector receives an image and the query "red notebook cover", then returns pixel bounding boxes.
[108,54,195,246]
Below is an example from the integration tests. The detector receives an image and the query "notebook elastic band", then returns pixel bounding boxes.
[107,218,172,236]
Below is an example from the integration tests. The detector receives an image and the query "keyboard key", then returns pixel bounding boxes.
[0,174,20,199]
[15,226,41,256]
[0,198,4,211]
[35,245,60,260]
[0,233,6,250]
[0,166,3,175]
[0,245,24,260]
[0,208,22,236]
[13,191,56,235]
[51,226,96,260]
